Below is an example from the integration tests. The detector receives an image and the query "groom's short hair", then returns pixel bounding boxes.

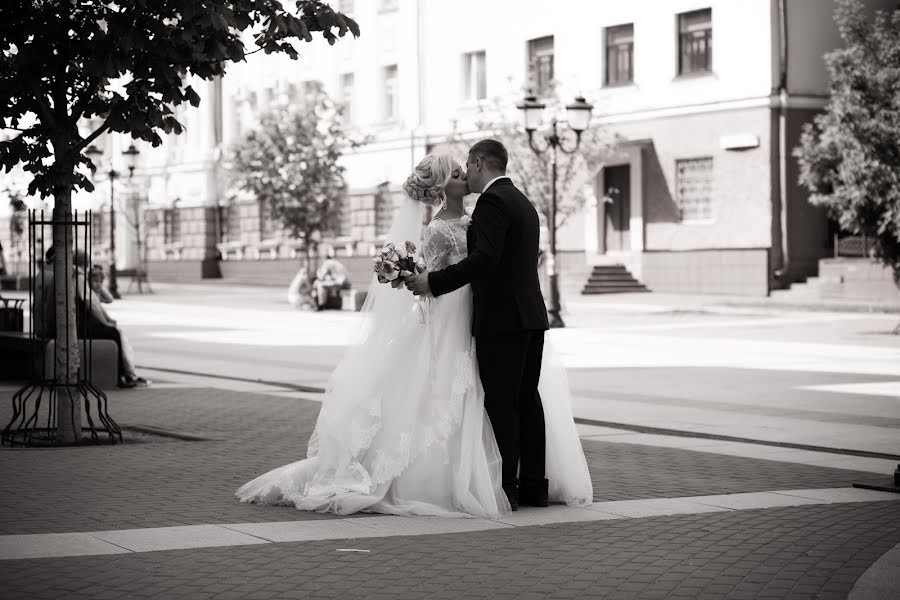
[469,139,508,173]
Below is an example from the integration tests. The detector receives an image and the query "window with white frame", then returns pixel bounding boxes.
[259,200,276,239]
[337,193,352,238]
[678,8,712,75]
[92,210,108,246]
[605,24,634,85]
[163,207,182,244]
[676,157,714,222]
[382,65,398,121]
[339,73,354,124]
[527,36,554,97]
[374,183,393,236]
[462,51,486,102]
[220,203,242,242]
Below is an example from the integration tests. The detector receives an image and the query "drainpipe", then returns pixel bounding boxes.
[773,0,790,286]
[412,0,425,171]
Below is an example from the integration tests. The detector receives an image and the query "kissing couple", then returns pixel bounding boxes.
[238,139,592,516]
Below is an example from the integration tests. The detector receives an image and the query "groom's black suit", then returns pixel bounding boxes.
[428,178,550,496]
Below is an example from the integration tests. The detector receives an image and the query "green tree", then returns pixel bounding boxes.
[228,84,349,281]
[794,0,900,286]
[0,0,358,443]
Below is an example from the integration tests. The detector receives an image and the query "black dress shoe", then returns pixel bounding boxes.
[519,478,549,507]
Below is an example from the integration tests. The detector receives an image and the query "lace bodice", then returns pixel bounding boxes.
[423,218,469,270]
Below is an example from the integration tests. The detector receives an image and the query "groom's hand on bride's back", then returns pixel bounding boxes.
[405,270,431,296]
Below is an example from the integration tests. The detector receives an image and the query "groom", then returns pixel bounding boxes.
[405,139,550,510]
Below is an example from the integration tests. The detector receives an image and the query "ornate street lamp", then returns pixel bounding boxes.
[85,144,120,299]
[517,94,594,328]
[121,144,149,293]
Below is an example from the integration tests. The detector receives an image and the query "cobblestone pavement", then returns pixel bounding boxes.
[0,387,888,536]
[1,503,898,599]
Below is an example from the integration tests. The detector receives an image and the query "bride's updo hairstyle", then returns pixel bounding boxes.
[402,153,454,207]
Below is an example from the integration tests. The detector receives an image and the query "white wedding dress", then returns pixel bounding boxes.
[236,198,593,518]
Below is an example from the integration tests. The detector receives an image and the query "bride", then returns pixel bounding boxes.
[236,153,592,518]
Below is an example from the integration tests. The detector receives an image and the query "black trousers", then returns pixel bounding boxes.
[475,330,546,488]
[79,319,126,380]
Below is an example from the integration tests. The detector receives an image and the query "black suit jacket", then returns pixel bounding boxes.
[428,178,550,336]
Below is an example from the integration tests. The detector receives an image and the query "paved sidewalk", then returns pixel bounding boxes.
[2,504,898,599]
[1,382,899,598]
[0,386,892,535]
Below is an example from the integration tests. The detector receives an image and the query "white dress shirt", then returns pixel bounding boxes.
[481,175,510,194]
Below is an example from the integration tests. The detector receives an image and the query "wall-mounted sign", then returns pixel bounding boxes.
[720,134,760,150]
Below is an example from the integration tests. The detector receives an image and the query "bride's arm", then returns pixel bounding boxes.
[427,194,508,297]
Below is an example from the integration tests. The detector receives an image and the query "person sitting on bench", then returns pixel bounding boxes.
[41,247,148,388]
[313,252,351,311]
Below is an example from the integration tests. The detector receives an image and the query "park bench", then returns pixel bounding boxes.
[0,333,119,389]
[340,288,367,311]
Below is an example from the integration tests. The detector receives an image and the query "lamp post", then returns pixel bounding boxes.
[120,144,148,293]
[517,94,593,328]
[85,144,120,299]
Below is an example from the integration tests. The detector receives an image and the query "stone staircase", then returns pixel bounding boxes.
[769,276,822,301]
[581,264,649,295]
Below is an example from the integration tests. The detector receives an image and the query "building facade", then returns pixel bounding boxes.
[2,0,895,296]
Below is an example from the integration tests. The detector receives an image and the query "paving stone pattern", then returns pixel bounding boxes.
[0,387,887,535]
[1,503,899,599]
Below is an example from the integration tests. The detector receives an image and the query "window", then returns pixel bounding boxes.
[337,193,352,238]
[302,80,321,98]
[678,8,712,75]
[374,183,393,236]
[462,51,486,101]
[163,207,181,244]
[259,200,275,239]
[378,0,398,13]
[527,36,554,97]
[382,65,398,121]
[91,210,107,246]
[676,158,714,222]
[284,82,298,103]
[339,73,354,124]
[605,24,634,85]
[220,204,242,242]
[338,0,354,15]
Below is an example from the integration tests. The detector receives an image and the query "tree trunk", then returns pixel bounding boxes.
[52,185,82,443]
[305,233,315,281]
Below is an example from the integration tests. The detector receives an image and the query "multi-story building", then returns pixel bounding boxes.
[2,0,894,297]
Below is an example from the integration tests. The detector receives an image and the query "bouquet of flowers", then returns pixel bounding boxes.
[374,241,426,289]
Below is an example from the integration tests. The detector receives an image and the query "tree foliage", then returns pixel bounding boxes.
[0,0,359,197]
[228,84,349,269]
[0,0,357,441]
[448,88,615,231]
[794,0,900,282]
